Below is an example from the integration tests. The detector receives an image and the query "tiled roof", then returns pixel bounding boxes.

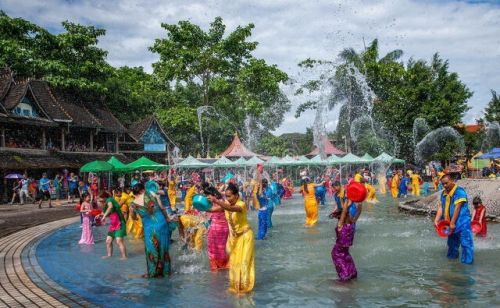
[85,103,126,133]
[2,81,27,110]
[29,80,72,122]
[52,91,101,128]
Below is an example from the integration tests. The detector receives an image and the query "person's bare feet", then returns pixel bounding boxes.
[120,256,128,260]
[101,255,111,259]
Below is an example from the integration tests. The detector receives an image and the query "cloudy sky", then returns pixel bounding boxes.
[1,0,499,134]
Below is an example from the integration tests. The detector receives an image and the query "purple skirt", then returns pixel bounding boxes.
[331,224,357,281]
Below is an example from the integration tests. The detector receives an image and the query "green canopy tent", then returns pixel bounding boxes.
[293,155,311,166]
[212,156,237,168]
[233,157,247,167]
[264,156,282,166]
[338,153,362,164]
[244,156,264,166]
[359,153,374,164]
[374,152,394,164]
[107,156,128,172]
[309,154,326,166]
[279,155,297,166]
[326,154,342,165]
[125,156,168,172]
[393,157,406,165]
[80,160,114,190]
[80,160,114,173]
[176,155,210,169]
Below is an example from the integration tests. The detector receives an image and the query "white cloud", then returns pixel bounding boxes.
[2,0,499,134]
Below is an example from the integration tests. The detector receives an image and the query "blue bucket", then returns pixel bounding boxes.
[192,194,212,211]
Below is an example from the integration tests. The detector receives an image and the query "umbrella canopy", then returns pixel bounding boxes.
[107,156,127,171]
[5,173,23,179]
[176,155,209,169]
[393,157,406,164]
[264,156,282,166]
[309,155,326,165]
[338,153,362,164]
[212,156,237,168]
[125,156,168,171]
[233,157,247,167]
[80,160,114,173]
[478,147,500,159]
[244,156,264,166]
[279,155,296,166]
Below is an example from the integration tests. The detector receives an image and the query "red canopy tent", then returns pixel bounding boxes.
[220,133,261,158]
[307,136,345,156]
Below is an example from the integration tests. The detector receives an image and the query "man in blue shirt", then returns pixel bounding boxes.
[38,173,52,209]
[434,175,473,264]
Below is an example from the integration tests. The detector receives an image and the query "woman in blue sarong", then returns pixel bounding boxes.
[256,178,269,240]
[265,179,275,228]
[131,183,172,278]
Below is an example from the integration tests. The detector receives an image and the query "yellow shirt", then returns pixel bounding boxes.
[391,174,400,188]
[225,200,250,236]
[354,173,363,183]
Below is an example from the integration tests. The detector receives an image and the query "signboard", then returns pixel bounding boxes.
[144,144,166,152]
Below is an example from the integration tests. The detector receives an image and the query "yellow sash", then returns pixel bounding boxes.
[443,184,458,221]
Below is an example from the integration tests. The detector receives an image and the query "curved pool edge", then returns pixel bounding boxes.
[0,216,97,307]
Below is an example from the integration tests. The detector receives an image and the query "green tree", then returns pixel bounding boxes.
[0,11,112,98]
[104,66,160,123]
[484,90,500,123]
[150,17,290,155]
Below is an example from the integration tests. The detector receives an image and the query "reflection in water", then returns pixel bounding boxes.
[35,195,500,307]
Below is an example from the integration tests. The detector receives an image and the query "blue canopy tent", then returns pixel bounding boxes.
[477,148,500,159]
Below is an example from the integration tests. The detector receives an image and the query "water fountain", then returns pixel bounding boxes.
[196,106,215,156]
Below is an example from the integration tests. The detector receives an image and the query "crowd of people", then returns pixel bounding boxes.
[5,161,491,294]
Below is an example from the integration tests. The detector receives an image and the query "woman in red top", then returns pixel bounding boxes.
[472,196,487,237]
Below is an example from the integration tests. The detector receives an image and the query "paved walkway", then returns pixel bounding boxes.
[0,216,96,307]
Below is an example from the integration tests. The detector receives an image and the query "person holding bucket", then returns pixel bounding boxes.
[433,175,474,264]
[471,196,487,237]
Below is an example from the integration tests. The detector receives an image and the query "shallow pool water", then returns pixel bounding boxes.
[36,195,500,307]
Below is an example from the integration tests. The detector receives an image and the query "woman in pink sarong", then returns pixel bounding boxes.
[204,183,229,271]
[79,192,94,245]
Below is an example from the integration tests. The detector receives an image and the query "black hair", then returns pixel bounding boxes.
[201,181,222,199]
[472,196,482,205]
[133,182,145,195]
[301,178,310,193]
[226,183,239,195]
[261,178,268,189]
[332,181,341,187]
[79,192,90,204]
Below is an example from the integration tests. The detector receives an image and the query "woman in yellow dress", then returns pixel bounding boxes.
[167,176,177,210]
[364,181,378,203]
[184,181,197,212]
[390,171,400,198]
[300,178,321,227]
[124,186,143,239]
[208,183,255,294]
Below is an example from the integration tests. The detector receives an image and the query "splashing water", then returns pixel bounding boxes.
[412,118,431,146]
[414,127,465,164]
[482,121,500,151]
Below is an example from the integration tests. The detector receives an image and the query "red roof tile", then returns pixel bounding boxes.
[308,136,345,156]
[220,133,261,157]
